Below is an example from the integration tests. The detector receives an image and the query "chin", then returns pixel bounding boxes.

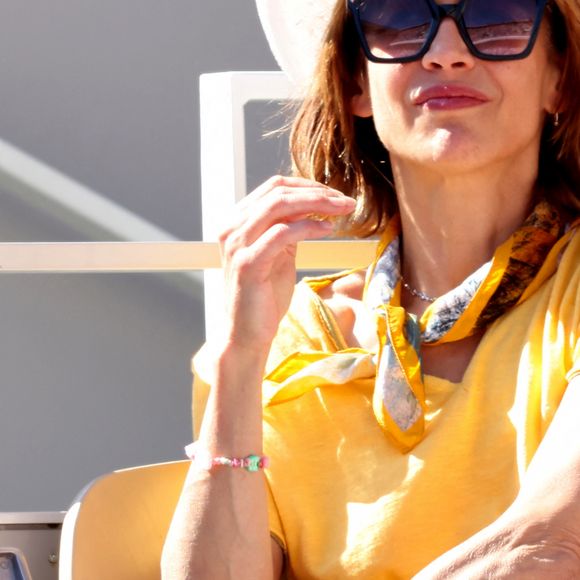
[418,128,485,169]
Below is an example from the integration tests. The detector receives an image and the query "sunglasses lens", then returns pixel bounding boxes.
[353,0,542,61]
[463,0,539,56]
[357,0,434,60]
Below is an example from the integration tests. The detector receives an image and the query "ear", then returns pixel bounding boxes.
[350,74,373,118]
[544,55,563,115]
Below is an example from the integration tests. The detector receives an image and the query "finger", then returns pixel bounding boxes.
[219,175,351,238]
[220,184,354,249]
[229,176,350,232]
[239,175,349,210]
[218,175,354,255]
[228,219,334,282]
[222,192,355,259]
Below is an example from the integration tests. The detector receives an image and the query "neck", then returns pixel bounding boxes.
[391,156,537,298]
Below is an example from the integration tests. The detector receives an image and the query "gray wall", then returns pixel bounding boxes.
[0,2,283,510]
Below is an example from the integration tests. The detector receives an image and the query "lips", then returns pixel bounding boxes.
[412,85,490,109]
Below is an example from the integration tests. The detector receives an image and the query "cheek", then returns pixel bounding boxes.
[502,33,561,113]
[367,66,412,131]
[367,62,410,106]
[497,63,556,123]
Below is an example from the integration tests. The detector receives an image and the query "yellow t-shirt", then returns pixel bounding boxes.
[192,232,579,579]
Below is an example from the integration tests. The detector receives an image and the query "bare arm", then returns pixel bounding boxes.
[161,176,355,579]
[414,374,580,579]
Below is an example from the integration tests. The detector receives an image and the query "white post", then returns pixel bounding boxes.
[199,71,293,338]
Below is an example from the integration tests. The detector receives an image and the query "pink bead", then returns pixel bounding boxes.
[184,442,268,472]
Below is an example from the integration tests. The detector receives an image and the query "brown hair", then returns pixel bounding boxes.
[290,0,580,236]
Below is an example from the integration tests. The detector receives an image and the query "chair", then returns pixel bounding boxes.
[58,460,189,580]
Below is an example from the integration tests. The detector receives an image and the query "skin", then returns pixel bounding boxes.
[161,8,580,580]
[351,19,561,298]
[161,177,354,579]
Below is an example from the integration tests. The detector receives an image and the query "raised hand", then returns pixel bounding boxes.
[218,175,356,353]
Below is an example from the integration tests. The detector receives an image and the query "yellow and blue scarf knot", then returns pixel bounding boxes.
[264,200,577,452]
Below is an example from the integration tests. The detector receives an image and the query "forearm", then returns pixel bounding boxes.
[162,175,355,578]
[416,377,580,579]
[413,510,579,579]
[162,344,276,580]
[162,469,274,579]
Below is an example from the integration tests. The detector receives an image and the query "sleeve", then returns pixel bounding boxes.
[266,475,287,554]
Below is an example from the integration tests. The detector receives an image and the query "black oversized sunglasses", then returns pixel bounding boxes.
[347,0,549,63]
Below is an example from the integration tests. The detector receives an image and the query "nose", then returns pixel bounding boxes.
[421,19,476,71]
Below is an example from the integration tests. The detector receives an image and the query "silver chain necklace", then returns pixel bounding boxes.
[400,278,437,303]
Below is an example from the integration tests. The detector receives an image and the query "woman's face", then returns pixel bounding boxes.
[351,11,562,176]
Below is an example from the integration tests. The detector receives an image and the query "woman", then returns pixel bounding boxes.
[163,0,580,577]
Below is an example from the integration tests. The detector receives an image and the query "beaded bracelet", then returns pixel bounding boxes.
[185,442,269,473]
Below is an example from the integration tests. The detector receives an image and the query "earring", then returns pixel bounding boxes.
[553,112,560,128]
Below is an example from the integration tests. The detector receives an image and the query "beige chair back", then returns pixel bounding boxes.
[59,460,189,580]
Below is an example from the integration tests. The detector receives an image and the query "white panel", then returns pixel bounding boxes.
[199,72,294,338]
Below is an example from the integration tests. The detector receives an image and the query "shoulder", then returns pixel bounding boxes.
[542,229,580,382]
[550,227,580,308]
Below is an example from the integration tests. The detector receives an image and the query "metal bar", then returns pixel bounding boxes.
[0,240,376,273]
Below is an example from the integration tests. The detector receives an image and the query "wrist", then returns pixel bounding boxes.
[201,339,271,392]
[214,342,270,390]
[185,442,270,472]
[208,333,271,367]
[196,341,269,454]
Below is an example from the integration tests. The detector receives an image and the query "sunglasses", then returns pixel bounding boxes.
[347,0,549,63]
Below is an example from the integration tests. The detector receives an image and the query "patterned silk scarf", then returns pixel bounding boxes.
[263,201,579,451]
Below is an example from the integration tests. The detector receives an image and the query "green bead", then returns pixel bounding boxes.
[245,454,261,472]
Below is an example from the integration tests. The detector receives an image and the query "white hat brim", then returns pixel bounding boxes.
[256,0,336,89]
